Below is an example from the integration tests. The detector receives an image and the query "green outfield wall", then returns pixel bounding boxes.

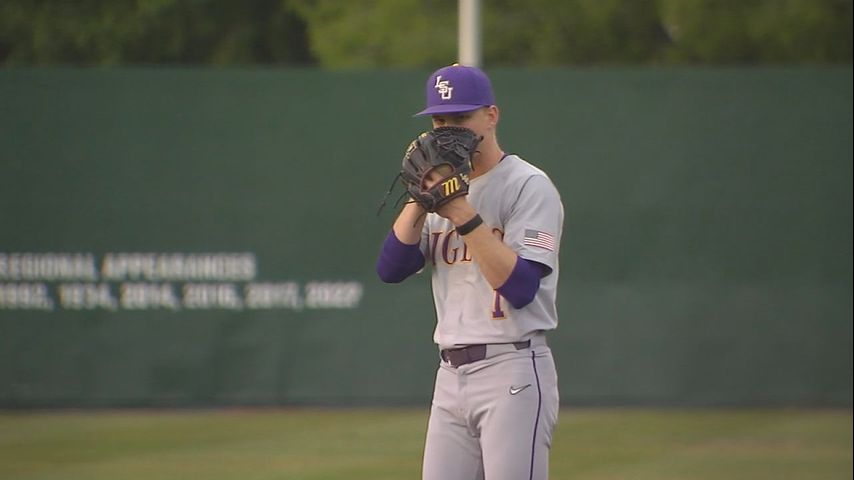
[1,67,851,407]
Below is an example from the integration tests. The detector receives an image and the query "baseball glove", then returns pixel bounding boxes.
[398,126,481,213]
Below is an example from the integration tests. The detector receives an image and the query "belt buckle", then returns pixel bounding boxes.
[441,344,493,367]
[442,345,472,367]
[449,347,468,367]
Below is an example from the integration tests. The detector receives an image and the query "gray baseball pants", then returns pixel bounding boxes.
[422,338,559,480]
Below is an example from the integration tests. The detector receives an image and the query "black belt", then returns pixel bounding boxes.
[440,340,532,368]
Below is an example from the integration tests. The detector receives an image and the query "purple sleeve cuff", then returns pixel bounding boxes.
[376,230,426,283]
[497,257,544,309]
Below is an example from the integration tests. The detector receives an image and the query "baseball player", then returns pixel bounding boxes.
[377,64,564,480]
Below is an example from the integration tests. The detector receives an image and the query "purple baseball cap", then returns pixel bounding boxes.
[415,64,495,116]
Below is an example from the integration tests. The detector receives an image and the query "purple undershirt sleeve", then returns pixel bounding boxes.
[376,230,426,283]
[497,257,545,309]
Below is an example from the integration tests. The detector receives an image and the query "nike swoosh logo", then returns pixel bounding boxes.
[509,384,532,395]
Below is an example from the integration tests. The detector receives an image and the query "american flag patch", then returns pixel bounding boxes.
[523,229,556,251]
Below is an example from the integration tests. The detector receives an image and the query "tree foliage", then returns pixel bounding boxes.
[658,0,854,63]
[0,0,311,65]
[0,0,850,66]
[290,0,457,68]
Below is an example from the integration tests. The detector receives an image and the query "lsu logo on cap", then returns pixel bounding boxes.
[434,75,453,100]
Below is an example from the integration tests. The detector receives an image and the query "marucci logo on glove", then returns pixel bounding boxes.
[441,175,467,197]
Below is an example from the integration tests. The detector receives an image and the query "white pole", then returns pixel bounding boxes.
[458,0,482,67]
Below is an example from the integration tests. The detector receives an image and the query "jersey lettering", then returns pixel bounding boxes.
[492,290,506,319]
[441,231,459,264]
[429,232,442,266]
[490,228,507,319]
[429,230,472,266]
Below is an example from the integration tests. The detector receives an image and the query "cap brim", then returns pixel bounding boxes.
[414,104,485,117]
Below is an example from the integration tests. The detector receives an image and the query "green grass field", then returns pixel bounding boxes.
[1,408,851,480]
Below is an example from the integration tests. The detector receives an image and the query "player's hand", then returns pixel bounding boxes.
[396,127,479,214]
[438,196,477,225]
[420,169,470,222]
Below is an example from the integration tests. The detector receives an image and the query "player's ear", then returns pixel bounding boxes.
[486,105,499,129]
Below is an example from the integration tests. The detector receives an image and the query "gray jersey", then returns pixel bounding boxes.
[419,154,564,349]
